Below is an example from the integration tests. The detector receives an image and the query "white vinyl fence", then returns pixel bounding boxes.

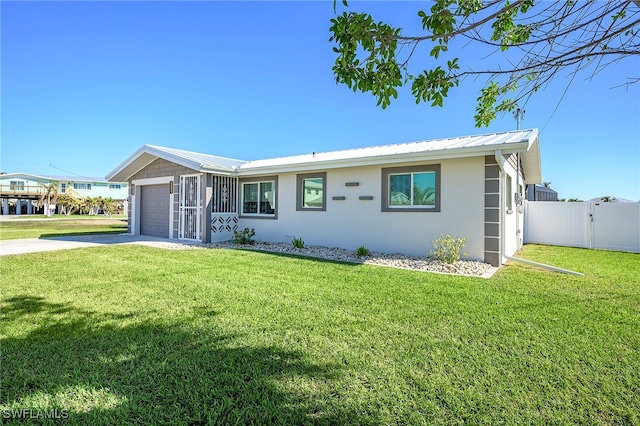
[524,201,640,253]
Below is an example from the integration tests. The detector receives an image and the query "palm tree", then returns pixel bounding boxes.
[103,197,119,216]
[86,196,103,215]
[58,187,83,215]
[58,195,79,215]
[413,185,436,206]
[542,182,552,188]
[37,183,59,217]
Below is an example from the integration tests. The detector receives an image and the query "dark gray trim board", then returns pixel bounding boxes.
[484,156,502,266]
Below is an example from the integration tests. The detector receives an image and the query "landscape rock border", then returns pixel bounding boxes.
[162,240,497,278]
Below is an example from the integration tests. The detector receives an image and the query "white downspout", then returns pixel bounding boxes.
[516,152,522,248]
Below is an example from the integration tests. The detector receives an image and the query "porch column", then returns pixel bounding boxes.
[16,199,22,216]
[203,174,213,244]
[27,200,33,214]
[2,198,8,215]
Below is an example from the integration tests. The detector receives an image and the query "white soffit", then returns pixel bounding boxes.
[520,133,542,184]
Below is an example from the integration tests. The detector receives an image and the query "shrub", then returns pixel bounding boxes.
[291,237,305,249]
[356,245,371,257]
[233,227,255,245]
[430,234,467,264]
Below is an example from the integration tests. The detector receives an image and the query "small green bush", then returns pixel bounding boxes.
[430,234,467,264]
[291,237,305,248]
[356,245,371,257]
[233,227,255,245]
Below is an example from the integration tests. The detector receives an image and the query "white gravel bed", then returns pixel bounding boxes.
[160,240,495,277]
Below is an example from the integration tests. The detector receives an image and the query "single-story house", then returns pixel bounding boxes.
[0,173,128,215]
[106,129,542,266]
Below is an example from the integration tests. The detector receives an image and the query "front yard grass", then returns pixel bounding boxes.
[1,244,638,424]
[0,216,128,240]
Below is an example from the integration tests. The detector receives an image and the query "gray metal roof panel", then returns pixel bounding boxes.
[239,129,538,171]
[145,145,247,170]
[106,129,541,182]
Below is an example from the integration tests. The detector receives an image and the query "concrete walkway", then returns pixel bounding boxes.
[0,234,199,256]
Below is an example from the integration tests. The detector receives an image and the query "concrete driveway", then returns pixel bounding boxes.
[0,234,200,256]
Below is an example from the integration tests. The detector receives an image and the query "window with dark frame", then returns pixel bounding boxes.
[381,165,441,212]
[296,172,326,211]
[240,179,276,217]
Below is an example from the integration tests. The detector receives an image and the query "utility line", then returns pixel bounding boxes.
[50,165,96,181]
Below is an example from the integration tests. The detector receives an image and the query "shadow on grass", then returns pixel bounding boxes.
[2,296,366,425]
[39,230,127,238]
[39,229,127,239]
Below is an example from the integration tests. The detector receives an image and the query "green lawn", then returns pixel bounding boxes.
[1,244,638,424]
[0,216,128,240]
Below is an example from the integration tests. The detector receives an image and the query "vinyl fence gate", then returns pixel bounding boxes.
[524,201,640,253]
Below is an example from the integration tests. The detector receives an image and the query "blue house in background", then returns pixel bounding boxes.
[0,172,128,215]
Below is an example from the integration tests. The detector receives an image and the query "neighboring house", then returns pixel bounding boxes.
[106,129,542,266]
[0,173,128,215]
[525,184,558,201]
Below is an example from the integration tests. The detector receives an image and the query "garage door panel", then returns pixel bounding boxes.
[140,184,170,237]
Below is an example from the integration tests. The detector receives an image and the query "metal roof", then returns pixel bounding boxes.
[239,129,541,183]
[0,173,116,183]
[106,129,542,184]
[106,144,247,181]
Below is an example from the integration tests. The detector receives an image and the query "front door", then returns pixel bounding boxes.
[179,174,201,241]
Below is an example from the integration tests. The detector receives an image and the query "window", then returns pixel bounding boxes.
[109,184,121,189]
[240,177,277,218]
[9,181,25,191]
[73,183,92,190]
[381,165,440,212]
[506,175,513,212]
[60,183,67,193]
[296,172,326,211]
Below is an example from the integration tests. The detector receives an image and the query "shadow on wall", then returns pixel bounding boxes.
[1,296,365,425]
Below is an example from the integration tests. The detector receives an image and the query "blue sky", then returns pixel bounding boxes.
[2,1,639,201]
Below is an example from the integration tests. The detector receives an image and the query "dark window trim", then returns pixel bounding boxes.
[239,175,278,220]
[296,172,327,212]
[381,164,441,212]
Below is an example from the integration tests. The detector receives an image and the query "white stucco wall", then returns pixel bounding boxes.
[238,157,486,260]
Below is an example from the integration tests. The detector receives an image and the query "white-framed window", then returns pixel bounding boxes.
[296,172,326,211]
[60,183,67,193]
[109,184,122,189]
[9,181,25,191]
[240,177,277,218]
[73,183,92,190]
[382,165,440,212]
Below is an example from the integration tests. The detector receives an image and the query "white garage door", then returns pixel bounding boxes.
[140,184,170,238]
